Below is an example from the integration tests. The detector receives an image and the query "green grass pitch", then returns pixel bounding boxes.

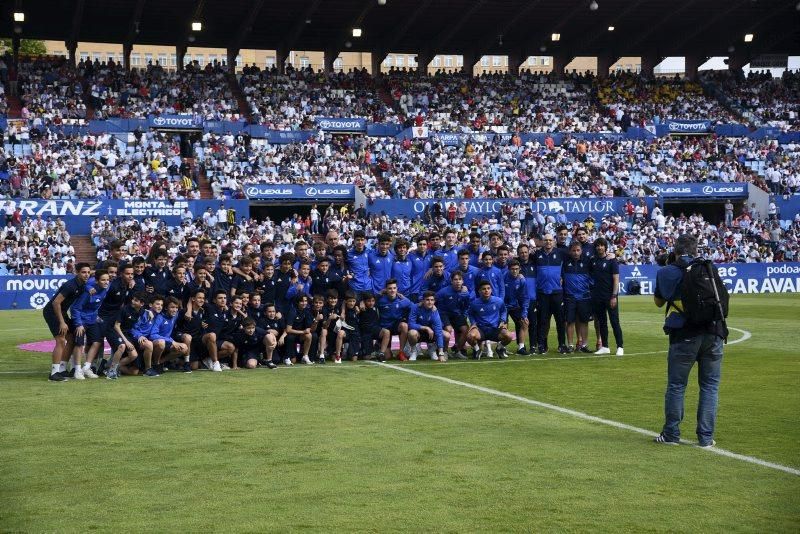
[1,294,798,532]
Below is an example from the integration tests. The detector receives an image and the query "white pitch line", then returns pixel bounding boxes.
[369,357,800,477]
[390,327,752,367]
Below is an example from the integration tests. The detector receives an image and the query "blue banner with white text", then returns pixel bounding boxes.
[662,119,713,134]
[619,263,800,296]
[314,117,367,133]
[244,184,355,201]
[645,182,748,199]
[147,114,205,130]
[0,199,249,234]
[366,197,654,222]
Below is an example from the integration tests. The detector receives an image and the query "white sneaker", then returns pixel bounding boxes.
[408,348,417,362]
[220,363,231,370]
[485,342,494,359]
[202,357,213,370]
[73,366,85,380]
[283,358,293,366]
[428,346,438,360]
[334,357,342,364]
[594,347,611,355]
[616,347,624,356]
[454,351,467,360]
[82,366,99,379]
[301,355,313,364]
[212,361,222,372]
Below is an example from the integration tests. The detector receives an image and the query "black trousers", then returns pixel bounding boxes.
[538,292,565,349]
[593,298,623,349]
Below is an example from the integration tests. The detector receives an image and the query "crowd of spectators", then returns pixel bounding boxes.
[0,203,75,274]
[0,131,199,200]
[4,125,796,203]
[239,65,397,129]
[597,72,742,126]
[82,59,241,121]
[386,70,616,133]
[707,70,800,130]
[17,56,87,124]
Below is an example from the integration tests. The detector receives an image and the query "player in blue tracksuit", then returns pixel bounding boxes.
[455,250,479,296]
[407,291,449,361]
[494,245,511,277]
[562,242,594,353]
[475,251,505,301]
[517,243,538,354]
[368,233,395,294]
[131,294,163,376]
[150,296,190,372]
[435,271,472,358]
[460,232,486,268]
[503,260,530,355]
[535,233,568,353]
[70,269,111,378]
[575,227,595,262]
[285,261,313,300]
[347,230,371,297]
[422,256,451,294]
[377,279,413,361]
[391,239,413,298]
[466,280,512,359]
[438,228,460,272]
[409,235,433,302]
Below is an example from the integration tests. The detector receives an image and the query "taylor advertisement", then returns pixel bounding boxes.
[0,199,250,233]
[366,197,656,222]
[2,263,799,311]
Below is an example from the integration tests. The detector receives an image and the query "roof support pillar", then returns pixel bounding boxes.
[640,55,661,79]
[551,54,572,79]
[728,53,747,76]
[123,43,132,72]
[176,45,187,72]
[66,41,78,68]
[276,47,288,75]
[416,51,432,75]
[323,51,337,74]
[596,55,618,79]
[371,49,386,77]
[226,48,239,74]
[507,51,522,76]
[684,55,702,81]
[461,51,478,76]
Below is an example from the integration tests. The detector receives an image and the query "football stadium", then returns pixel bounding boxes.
[1,0,799,531]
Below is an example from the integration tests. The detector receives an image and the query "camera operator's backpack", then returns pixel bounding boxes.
[680,259,729,338]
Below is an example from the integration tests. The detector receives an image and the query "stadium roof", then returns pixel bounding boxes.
[4,0,799,60]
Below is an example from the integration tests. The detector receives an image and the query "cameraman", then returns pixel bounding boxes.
[653,234,727,448]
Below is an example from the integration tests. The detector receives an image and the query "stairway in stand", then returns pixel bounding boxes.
[5,93,22,118]
[187,157,214,199]
[227,72,253,123]
[72,235,96,266]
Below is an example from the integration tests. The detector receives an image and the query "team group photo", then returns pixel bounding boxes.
[1,0,798,531]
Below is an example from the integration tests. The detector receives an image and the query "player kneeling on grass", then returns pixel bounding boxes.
[130,294,163,377]
[332,292,360,363]
[407,291,449,362]
[69,269,111,379]
[262,303,286,366]
[234,318,278,369]
[466,280,512,359]
[140,296,189,377]
[377,279,413,361]
[435,271,471,360]
[202,290,237,372]
[107,292,148,379]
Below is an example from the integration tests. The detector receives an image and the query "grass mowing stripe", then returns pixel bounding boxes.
[369,352,800,478]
